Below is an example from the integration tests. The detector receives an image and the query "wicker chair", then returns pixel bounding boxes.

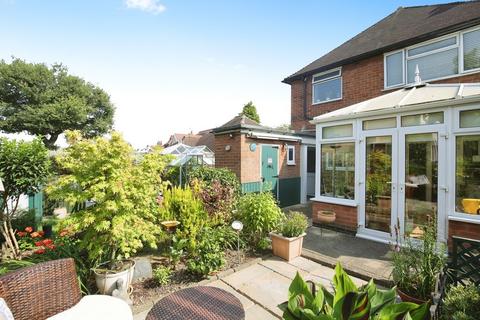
[0,258,81,320]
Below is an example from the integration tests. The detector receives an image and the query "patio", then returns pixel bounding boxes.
[133,256,366,320]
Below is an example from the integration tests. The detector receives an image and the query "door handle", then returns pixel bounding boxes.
[440,185,449,192]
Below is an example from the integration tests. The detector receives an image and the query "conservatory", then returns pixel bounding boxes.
[311,82,480,244]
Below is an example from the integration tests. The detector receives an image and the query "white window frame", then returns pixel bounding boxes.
[384,50,405,89]
[383,25,480,89]
[312,67,342,105]
[315,120,357,207]
[287,145,295,165]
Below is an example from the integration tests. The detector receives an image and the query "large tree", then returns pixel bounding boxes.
[241,101,260,123]
[0,58,115,149]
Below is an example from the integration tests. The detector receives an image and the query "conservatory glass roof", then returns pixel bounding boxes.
[162,143,214,166]
[312,83,480,124]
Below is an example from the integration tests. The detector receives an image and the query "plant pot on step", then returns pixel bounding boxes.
[94,259,136,297]
[317,210,336,224]
[397,288,429,305]
[270,232,306,261]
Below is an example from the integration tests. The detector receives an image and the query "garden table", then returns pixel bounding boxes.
[145,286,245,320]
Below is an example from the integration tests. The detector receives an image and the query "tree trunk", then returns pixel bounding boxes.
[42,133,60,150]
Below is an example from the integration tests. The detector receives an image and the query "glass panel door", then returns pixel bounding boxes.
[401,133,439,238]
[365,136,393,233]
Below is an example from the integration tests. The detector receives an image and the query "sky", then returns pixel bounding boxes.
[0,0,456,148]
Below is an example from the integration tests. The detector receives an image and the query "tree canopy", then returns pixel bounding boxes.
[0,58,115,149]
[241,101,260,123]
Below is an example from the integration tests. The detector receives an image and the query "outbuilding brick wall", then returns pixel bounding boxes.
[311,201,357,232]
[448,220,480,250]
[290,54,480,131]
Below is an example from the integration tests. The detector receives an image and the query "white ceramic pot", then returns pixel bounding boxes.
[94,260,136,296]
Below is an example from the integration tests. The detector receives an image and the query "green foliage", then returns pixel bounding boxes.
[236,192,283,248]
[279,263,429,320]
[153,266,172,286]
[0,137,50,259]
[391,219,446,301]
[46,131,171,266]
[186,227,225,277]
[280,212,308,238]
[209,225,244,250]
[441,283,480,320]
[241,101,260,123]
[11,209,37,233]
[188,166,240,194]
[0,259,35,276]
[0,58,114,149]
[160,186,207,252]
[169,236,187,268]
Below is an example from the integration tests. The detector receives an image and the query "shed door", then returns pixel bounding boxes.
[261,145,279,199]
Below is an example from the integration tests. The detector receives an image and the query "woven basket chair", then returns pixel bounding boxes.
[0,258,81,320]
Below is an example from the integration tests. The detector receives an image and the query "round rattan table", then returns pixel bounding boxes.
[145,286,245,320]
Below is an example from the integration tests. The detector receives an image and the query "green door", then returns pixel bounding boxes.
[261,145,279,198]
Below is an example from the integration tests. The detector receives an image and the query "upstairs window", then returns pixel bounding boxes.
[287,145,295,165]
[312,68,342,104]
[384,27,480,88]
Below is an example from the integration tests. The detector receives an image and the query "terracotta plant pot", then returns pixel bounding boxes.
[270,232,306,261]
[397,288,428,305]
[317,210,336,224]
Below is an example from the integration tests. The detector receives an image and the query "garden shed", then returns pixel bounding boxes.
[310,82,480,246]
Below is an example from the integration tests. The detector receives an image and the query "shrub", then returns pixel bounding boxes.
[441,283,480,320]
[168,236,187,268]
[236,192,283,248]
[153,266,172,286]
[186,227,225,277]
[391,218,446,301]
[188,166,240,224]
[160,186,207,252]
[280,263,429,320]
[209,225,244,250]
[46,131,171,267]
[280,211,308,238]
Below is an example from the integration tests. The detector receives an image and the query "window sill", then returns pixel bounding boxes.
[312,97,342,106]
[449,215,480,225]
[287,163,296,166]
[311,196,357,207]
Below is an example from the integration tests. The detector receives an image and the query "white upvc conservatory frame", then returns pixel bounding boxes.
[314,101,480,243]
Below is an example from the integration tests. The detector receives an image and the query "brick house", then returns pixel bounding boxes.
[283,1,480,245]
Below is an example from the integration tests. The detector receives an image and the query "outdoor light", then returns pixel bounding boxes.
[0,177,4,192]
[231,220,243,264]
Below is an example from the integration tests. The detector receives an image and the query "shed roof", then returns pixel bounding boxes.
[312,83,480,124]
[284,1,480,83]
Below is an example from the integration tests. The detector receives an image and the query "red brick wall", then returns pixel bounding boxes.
[290,54,480,131]
[448,220,480,249]
[215,133,301,184]
[312,201,357,232]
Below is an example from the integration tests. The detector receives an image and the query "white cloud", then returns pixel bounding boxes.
[125,0,166,14]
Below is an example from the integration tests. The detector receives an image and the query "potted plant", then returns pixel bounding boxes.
[391,218,447,304]
[46,131,171,296]
[316,210,336,224]
[270,211,308,261]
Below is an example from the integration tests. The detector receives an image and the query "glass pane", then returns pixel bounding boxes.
[313,70,340,82]
[363,117,397,130]
[288,147,294,161]
[322,124,353,139]
[460,109,480,128]
[313,77,341,104]
[386,52,404,87]
[320,143,355,199]
[307,147,315,173]
[401,112,444,127]
[404,133,438,237]
[365,136,392,232]
[463,29,480,71]
[406,48,458,83]
[408,36,456,56]
[455,135,480,215]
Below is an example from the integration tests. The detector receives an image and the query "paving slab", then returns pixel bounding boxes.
[207,280,254,310]
[221,263,272,290]
[260,256,308,279]
[245,304,279,320]
[287,256,321,273]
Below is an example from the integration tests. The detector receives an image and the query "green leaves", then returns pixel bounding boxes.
[280,263,429,320]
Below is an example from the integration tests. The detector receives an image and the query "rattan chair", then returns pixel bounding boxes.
[0,258,81,320]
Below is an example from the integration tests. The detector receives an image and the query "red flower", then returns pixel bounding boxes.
[45,244,55,250]
[59,229,69,237]
[38,231,45,237]
[42,239,53,246]
[34,249,45,254]
[30,232,40,238]
[16,231,27,237]
[34,241,43,247]
[25,227,33,233]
